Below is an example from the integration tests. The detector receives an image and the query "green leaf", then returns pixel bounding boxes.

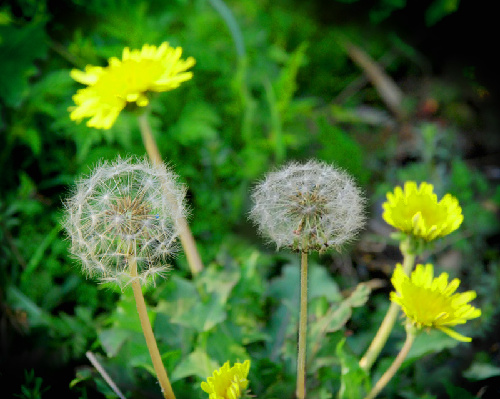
[336,339,370,399]
[198,264,240,305]
[404,328,459,363]
[171,348,219,381]
[170,292,227,332]
[463,362,500,381]
[0,21,48,107]
[110,290,147,333]
[270,261,342,303]
[98,329,131,357]
[345,283,371,308]
[444,382,476,399]
[6,285,52,327]
[425,0,460,26]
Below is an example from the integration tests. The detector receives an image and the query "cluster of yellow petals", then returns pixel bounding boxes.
[390,263,481,342]
[69,42,195,129]
[201,360,251,399]
[382,181,463,241]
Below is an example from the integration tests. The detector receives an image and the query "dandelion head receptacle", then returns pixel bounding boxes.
[390,263,481,342]
[64,157,187,286]
[69,42,196,129]
[250,160,365,253]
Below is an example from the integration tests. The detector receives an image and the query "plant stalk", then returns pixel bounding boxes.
[359,238,416,370]
[129,256,176,399]
[137,111,204,276]
[364,327,415,399]
[296,251,309,399]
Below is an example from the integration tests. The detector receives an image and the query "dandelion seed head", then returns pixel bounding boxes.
[250,160,365,253]
[64,157,186,286]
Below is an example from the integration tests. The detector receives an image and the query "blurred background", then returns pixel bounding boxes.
[1,0,499,398]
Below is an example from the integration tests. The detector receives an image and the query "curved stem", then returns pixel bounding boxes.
[129,257,176,399]
[364,328,415,399]
[296,251,309,399]
[137,112,204,276]
[359,238,416,370]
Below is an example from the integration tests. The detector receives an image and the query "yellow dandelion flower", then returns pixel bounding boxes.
[390,263,481,342]
[69,42,195,129]
[201,360,251,399]
[382,181,463,241]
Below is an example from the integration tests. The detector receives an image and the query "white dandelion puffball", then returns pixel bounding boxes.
[250,160,365,253]
[64,157,187,285]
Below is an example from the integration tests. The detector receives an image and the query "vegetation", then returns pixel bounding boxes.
[1,0,499,398]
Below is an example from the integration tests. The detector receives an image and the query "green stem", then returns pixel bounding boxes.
[207,0,246,59]
[137,112,204,276]
[296,251,309,399]
[359,238,416,371]
[129,257,176,399]
[364,326,416,399]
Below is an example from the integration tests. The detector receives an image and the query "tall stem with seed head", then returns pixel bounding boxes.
[296,251,309,399]
[138,111,204,276]
[129,256,176,399]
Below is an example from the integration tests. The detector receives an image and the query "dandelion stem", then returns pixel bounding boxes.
[296,251,309,399]
[137,111,204,276]
[129,256,176,399]
[359,238,416,370]
[364,327,415,399]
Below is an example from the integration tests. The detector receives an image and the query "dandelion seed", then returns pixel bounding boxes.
[64,157,186,286]
[249,160,365,253]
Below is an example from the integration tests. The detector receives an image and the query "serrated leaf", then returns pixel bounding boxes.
[346,283,371,308]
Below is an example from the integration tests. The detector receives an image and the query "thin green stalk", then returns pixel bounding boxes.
[296,251,309,399]
[137,112,204,276]
[364,326,416,399]
[208,0,246,59]
[359,238,416,370]
[129,257,176,399]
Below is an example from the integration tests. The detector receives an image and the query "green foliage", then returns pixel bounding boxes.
[0,19,48,107]
[1,0,498,398]
[463,361,500,381]
[337,339,370,399]
[14,370,50,399]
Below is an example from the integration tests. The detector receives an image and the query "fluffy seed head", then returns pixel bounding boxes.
[250,160,365,253]
[64,157,186,286]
